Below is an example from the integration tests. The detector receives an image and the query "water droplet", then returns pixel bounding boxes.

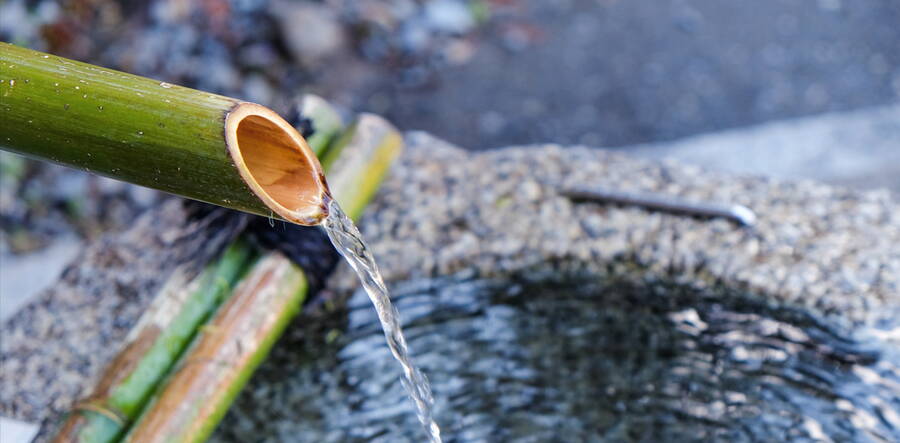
[64,103,69,110]
[54,82,59,87]
[42,55,49,59]
[159,82,173,88]
[8,79,14,87]
[82,94,87,98]
[98,105,104,111]
[79,79,87,84]
[74,85,79,90]
[136,130,144,136]
[23,79,29,83]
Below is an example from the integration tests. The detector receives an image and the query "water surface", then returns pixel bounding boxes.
[217,275,900,442]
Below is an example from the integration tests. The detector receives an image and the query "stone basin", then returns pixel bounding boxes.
[2,132,898,441]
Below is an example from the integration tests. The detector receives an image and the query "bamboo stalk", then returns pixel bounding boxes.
[322,113,404,217]
[127,253,307,443]
[50,95,346,443]
[51,242,255,442]
[299,94,344,154]
[124,114,403,442]
[0,43,329,225]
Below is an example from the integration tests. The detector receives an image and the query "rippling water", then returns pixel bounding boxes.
[217,275,900,442]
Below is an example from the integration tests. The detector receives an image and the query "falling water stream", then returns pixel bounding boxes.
[321,198,442,443]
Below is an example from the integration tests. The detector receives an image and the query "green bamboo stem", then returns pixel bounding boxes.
[300,94,344,155]
[125,253,307,443]
[322,113,404,217]
[124,114,403,443]
[51,242,255,442]
[0,43,329,225]
[49,95,345,443]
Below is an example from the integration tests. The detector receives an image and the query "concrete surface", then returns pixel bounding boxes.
[0,416,38,443]
[631,104,900,194]
[0,236,81,322]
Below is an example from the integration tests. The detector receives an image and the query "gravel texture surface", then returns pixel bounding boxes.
[2,133,898,433]
[334,132,899,327]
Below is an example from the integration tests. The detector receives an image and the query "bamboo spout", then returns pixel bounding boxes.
[0,43,330,226]
[225,103,330,225]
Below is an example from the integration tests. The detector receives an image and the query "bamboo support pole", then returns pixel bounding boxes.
[126,253,308,442]
[49,95,346,443]
[0,43,329,225]
[124,114,403,443]
[299,95,344,154]
[52,243,255,442]
[321,113,405,217]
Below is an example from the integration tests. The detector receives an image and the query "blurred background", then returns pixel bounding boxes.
[2,1,900,440]
[1,0,899,324]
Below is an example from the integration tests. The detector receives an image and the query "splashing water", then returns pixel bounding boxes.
[322,198,442,443]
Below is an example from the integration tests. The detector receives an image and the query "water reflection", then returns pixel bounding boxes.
[216,276,899,442]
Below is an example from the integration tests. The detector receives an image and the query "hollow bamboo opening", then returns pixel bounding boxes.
[225,103,330,225]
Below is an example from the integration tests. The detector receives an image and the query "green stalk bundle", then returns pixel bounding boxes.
[125,113,403,443]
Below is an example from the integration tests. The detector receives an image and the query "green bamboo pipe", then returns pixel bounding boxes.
[299,94,344,155]
[0,43,330,225]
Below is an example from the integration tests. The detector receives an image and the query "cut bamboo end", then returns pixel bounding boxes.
[225,102,331,226]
